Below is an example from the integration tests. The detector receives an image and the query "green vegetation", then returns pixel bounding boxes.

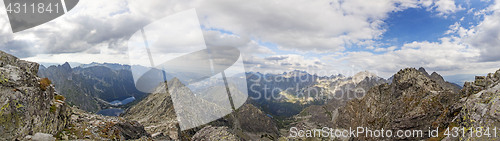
[50,105,57,113]
[55,95,65,101]
[99,122,121,140]
[40,78,52,91]
[0,72,8,84]
[0,103,9,115]
[298,111,308,116]
[0,102,21,130]
[55,124,92,140]
[15,102,23,109]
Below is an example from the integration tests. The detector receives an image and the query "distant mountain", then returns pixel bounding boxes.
[39,62,82,68]
[286,68,467,140]
[246,70,388,117]
[38,62,146,112]
[417,67,462,92]
[79,62,131,71]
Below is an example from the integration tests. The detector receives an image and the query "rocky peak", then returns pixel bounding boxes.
[352,71,379,84]
[392,68,438,89]
[392,68,460,93]
[418,67,430,77]
[429,71,462,93]
[430,72,444,81]
[168,78,182,89]
[335,67,461,140]
[124,81,178,139]
[61,62,72,71]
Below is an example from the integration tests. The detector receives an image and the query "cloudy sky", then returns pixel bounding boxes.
[1,0,500,81]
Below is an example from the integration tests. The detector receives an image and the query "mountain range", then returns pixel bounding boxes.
[38,62,146,112]
[2,50,500,140]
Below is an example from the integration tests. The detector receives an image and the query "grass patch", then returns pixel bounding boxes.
[55,95,65,101]
[49,105,57,113]
[40,78,51,91]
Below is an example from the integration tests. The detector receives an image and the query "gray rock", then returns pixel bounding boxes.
[456,68,500,140]
[191,126,239,141]
[31,133,55,141]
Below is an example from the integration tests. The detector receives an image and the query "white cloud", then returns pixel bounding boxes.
[464,0,500,61]
[202,30,274,55]
[244,54,324,73]
[1,0,496,78]
[434,0,465,16]
[373,46,397,52]
[195,0,424,53]
[414,0,465,17]
[334,37,489,78]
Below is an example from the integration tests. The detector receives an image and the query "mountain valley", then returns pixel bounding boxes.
[1,50,499,140]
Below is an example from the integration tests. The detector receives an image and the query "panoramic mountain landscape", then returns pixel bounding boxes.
[2,50,499,140]
[2,0,500,140]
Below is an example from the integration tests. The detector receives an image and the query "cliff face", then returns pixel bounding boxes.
[38,63,100,112]
[335,68,462,140]
[0,51,71,140]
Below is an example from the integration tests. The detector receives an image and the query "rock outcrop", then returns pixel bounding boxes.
[191,125,239,141]
[452,69,500,140]
[0,51,71,140]
[56,107,150,140]
[335,68,462,140]
[462,69,500,96]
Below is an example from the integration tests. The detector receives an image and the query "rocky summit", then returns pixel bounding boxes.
[335,68,462,140]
